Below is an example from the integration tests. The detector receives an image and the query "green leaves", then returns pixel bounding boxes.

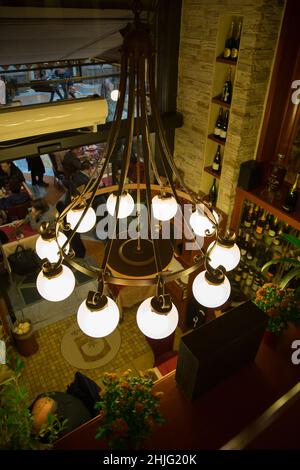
[95,370,164,450]
[280,233,300,249]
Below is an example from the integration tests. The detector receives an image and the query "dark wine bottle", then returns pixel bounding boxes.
[267,153,287,193]
[214,108,223,137]
[212,145,222,173]
[255,209,267,235]
[223,21,235,59]
[208,178,218,205]
[219,109,229,140]
[243,203,253,229]
[282,173,299,212]
[221,67,232,104]
[230,21,242,60]
[268,215,279,238]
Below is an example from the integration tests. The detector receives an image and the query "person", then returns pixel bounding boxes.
[30,391,92,439]
[48,70,64,102]
[26,156,49,187]
[0,76,6,105]
[69,160,93,196]
[0,179,30,210]
[14,198,56,231]
[0,161,25,190]
[68,160,106,209]
[63,68,76,99]
[62,147,82,180]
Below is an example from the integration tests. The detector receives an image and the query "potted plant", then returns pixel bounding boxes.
[95,369,165,450]
[254,233,300,345]
[0,349,65,449]
[262,233,300,288]
[254,282,300,346]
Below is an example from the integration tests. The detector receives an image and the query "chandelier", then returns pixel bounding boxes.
[34,3,240,340]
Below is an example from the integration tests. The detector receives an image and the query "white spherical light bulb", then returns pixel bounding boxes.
[66,207,96,233]
[207,241,241,271]
[152,195,178,221]
[136,297,179,339]
[192,270,231,308]
[77,297,119,338]
[35,232,70,263]
[106,193,134,218]
[110,89,120,101]
[36,265,75,302]
[189,204,219,237]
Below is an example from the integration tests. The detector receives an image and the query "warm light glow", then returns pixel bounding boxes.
[66,207,96,233]
[136,297,179,339]
[207,241,240,271]
[110,89,120,101]
[35,232,70,263]
[192,271,231,308]
[36,265,75,302]
[77,297,120,338]
[152,195,178,221]
[106,193,134,218]
[189,204,219,237]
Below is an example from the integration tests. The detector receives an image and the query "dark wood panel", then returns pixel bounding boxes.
[256,0,300,164]
[54,324,300,450]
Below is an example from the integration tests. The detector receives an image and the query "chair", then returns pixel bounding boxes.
[6,201,31,222]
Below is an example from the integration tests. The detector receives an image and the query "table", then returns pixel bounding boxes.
[0,223,38,274]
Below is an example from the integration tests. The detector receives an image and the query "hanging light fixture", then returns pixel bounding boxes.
[35,1,239,339]
[207,231,240,272]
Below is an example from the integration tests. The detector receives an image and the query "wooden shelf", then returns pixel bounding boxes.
[212,96,231,109]
[216,55,237,65]
[204,166,221,179]
[235,185,300,231]
[208,134,226,146]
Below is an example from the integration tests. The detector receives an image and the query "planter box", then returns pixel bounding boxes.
[175,300,268,400]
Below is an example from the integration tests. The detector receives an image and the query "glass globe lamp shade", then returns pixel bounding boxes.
[207,241,241,271]
[35,232,70,263]
[110,89,120,101]
[66,207,96,233]
[77,297,120,338]
[192,270,231,308]
[152,195,178,221]
[136,297,179,339]
[36,265,75,302]
[106,193,134,218]
[189,205,219,237]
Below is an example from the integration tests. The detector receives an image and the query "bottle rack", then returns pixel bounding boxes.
[201,14,243,205]
[230,196,300,300]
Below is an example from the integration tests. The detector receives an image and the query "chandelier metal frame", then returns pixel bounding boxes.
[36,2,239,337]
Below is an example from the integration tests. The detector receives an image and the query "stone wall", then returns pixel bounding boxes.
[174,0,285,219]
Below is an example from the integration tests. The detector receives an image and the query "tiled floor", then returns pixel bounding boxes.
[5,178,183,402]
[20,307,182,403]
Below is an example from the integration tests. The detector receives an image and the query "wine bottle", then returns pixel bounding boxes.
[282,173,299,212]
[255,209,267,236]
[208,178,218,205]
[267,153,287,193]
[212,145,222,173]
[230,21,242,60]
[243,203,253,229]
[214,108,223,137]
[223,21,235,59]
[268,215,279,238]
[219,109,229,140]
[221,67,232,104]
[240,232,250,259]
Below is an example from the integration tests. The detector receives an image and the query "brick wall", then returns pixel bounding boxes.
[174,0,285,219]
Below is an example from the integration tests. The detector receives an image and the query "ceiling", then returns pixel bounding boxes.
[0,1,156,66]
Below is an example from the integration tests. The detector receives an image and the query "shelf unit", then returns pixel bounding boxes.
[201,14,243,205]
[230,185,300,232]
[204,165,221,180]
